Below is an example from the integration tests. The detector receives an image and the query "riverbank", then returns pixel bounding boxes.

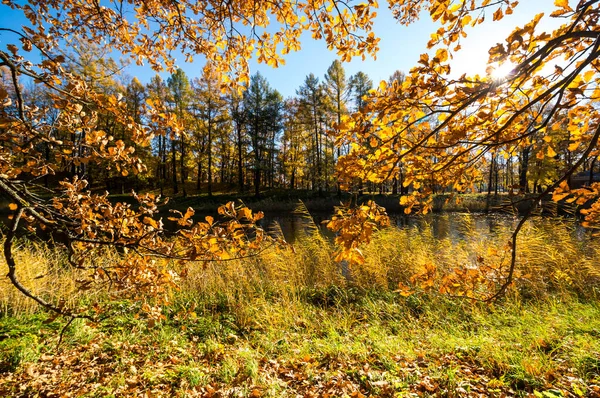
[144,190,566,216]
[0,187,574,221]
[1,221,599,396]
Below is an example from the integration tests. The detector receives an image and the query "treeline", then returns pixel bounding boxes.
[6,40,386,198]
[4,41,598,199]
[142,61,382,198]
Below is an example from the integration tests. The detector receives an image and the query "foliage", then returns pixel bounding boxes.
[332,0,600,294]
[2,0,600,312]
[326,200,390,265]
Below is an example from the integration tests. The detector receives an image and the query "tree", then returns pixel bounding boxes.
[167,68,192,196]
[229,89,248,193]
[61,40,129,187]
[297,73,328,195]
[281,99,310,190]
[244,73,283,198]
[334,0,600,299]
[388,70,406,86]
[387,70,407,195]
[120,76,152,192]
[348,71,373,111]
[146,75,169,196]
[324,60,350,196]
[192,66,229,196]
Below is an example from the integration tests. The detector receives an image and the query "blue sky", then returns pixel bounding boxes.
[0,1,562,98]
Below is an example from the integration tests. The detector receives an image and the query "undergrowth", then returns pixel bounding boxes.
[1,215,599,396]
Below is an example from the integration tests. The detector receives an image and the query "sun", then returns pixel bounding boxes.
[489,62,515,81]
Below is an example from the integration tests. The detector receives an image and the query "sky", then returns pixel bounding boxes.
[0,1,563,99]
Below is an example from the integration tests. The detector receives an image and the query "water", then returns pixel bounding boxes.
[259,211,588,244]
[0,206,590,247]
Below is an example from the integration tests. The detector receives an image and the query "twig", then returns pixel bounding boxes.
[56,316,75,351]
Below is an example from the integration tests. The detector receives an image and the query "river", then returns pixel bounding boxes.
[257,211,590,244]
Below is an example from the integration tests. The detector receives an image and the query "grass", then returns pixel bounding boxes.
[1,215,600,396]
[1,295,599,396]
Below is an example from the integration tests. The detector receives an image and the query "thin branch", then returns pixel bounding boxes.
[486,120,600,301]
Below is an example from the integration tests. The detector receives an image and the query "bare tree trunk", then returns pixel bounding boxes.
[519,146,530,194]
[208,119,213,197]
[181,134,187,197]
[171,135,178,194]
[485,152,495,212]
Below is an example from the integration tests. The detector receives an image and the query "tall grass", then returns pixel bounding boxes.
[0,241,78,315]
[1,215,598,316]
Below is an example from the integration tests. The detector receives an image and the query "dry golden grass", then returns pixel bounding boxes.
[1,215,598,316]
[0,241,77,315]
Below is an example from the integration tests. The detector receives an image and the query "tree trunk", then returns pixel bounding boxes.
[254,166,260,198]
[208,119,213,197]
[180,134,187,197]
[518,146,530,194]
[485,152,495,212]
[171,135,178,194]
[196,160,202,192]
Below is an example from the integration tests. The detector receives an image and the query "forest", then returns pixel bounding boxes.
[1,0,600,396]
[2,44,592,201]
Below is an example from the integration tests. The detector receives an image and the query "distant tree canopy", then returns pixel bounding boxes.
[1,0,600,310]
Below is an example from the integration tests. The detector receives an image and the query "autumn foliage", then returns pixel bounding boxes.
[1,0,600,312]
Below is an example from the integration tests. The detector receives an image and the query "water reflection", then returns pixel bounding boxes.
[259,212,586,244]
[2,205,587,247]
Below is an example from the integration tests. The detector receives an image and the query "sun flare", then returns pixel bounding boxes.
[489,62,515,81]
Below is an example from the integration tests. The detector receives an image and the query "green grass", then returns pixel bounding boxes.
[1,215,600,396]
[1,295,599,396]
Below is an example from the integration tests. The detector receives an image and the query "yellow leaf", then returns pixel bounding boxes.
[461,15,472,27]
[584,70,595,82]
[554,0,572,10]
[435,48,448,63]
[547,146,557,157]
[351,249,365,265]
[253,211,264,221]
[219,251,231,260]
[553,192,569,201]
[493,7,503,21]
[238,207,252,220]
[143,217,158,228]
[568,142,579,151]
[8,203,17,211]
